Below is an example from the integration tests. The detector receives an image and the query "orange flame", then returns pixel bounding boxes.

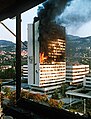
[40,52,48,64]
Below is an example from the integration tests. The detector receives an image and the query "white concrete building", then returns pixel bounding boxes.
[27,20,66,94]
[31,62,66,93]
[66,63,89,85]
[83,73,91,88]
[22,65,28,80]
[22,63,66,93]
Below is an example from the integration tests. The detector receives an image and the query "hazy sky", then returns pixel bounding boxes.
[56,0,91,37]
[0,0,91,43]
[0,6,38,43]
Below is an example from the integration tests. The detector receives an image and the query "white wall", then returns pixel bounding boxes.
[27,24,34,85]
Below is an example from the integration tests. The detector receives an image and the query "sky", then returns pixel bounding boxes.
[0,5,38,43]
[56,0,91,37]
[0,0,91,43]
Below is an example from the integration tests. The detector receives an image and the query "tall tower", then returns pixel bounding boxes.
[28,18,66,94]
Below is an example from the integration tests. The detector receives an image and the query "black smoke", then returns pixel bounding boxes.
[37,0,68,22]
[37,0,68,42]
[56,0,91,35]
[36,0,68,62]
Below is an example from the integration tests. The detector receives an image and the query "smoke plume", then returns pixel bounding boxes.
[37,0,67,22]
[37,0,68,41]
[56,0,91,35]
[37,0,67,60]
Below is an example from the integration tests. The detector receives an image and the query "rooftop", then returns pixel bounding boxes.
[66,87,91,99]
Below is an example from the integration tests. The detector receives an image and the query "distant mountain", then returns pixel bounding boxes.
[66,34,91,62]
[0,40,15,51]
[0,40,15,46]
[66,35,80,40]
[66,35,91,49]
[0,40,27,51]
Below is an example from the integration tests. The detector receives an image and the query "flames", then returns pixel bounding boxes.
[40,52,48,64]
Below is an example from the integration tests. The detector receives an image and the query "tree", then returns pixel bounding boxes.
[52,89,60,99]
[48,98,64,108]
[0,68,16,79]
[60,83,69,97]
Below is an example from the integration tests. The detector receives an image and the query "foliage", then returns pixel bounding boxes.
[8,91,16,104]
[20,90,30,99]
[2,87,12,97]
[60,83,69,97]
[26,92,48,103]
[77,84,83,89]
[48,98,64,108]
[0,68,16,79]
[2,89,64,109]
[52,89,60,99]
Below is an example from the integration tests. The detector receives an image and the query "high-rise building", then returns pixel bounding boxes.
[28,19,66,94]
[66,63,89,85]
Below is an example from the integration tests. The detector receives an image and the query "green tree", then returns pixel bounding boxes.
[0,68,15,79]
[60,83,69,97]
[52,89,60,99]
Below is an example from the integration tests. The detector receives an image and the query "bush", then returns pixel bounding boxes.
[2,90,64,109]
[48,98,64,108]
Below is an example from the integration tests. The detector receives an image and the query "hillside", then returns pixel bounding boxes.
[1,35,91,54]
[0,40,15,51]
[66,35,91,64]
[0,40,27,51]
[0,40,15,46]
[66,35,91,52]
[66,35,91,49]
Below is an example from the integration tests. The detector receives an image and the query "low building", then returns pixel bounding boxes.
[83,73,91,89]
[66,63,89,85]
[22,65,28,80]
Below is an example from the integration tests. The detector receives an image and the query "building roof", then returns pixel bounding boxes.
[66,88,91,99]
[0,0,46,21]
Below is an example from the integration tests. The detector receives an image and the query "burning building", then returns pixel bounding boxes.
[28,18,66,94]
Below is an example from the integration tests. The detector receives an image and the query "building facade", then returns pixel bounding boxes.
[22,65,28,80]
[66,63,89,85]
[83,73,91,89]
[28,19,66,94]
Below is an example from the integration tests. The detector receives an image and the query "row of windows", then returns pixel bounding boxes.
[40,74,65,79]
[86,79,91,81]
[40,67,65,69]
[40,69,65,72]
[66,67,89,70]
[66,74,85,77]
[40,77,65,82]
[86,83,91,85]
[66,71,88,74]
[66,70,89,73]
[66,76,84,80]
[40,80,64,85]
